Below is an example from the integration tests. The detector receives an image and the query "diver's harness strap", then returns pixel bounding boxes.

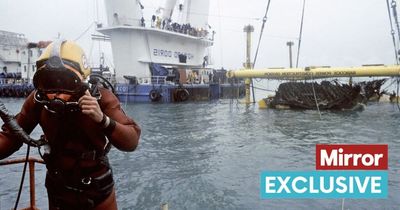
[45,167,114,209]
[58,137,111,160]
[42,141,113,209]
[55,147,110,161]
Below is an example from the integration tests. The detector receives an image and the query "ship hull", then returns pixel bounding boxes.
[115,83,245,103]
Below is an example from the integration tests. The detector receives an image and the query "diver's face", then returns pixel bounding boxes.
[34,63,84,96]
[46,93,72,101]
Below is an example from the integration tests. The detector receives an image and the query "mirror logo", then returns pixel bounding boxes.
[260,144,388,199]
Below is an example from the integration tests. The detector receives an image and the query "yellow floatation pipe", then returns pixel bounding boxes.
[226,65,400,79]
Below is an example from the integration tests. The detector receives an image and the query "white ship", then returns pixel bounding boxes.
[96,0,244,102]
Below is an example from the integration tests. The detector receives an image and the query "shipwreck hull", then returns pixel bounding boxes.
[268,81,362,110]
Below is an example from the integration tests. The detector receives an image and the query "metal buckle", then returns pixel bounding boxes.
[81,177,92,185]
[81,150,96,160]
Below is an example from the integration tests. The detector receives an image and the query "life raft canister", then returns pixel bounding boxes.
[174,88,190,102]
[149,89,162,102]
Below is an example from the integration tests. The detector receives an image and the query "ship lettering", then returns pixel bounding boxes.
[333,71,357,76]
[264,72,281,77]
[153,49,172,57]
[316,72,332,76]
[153,49,194,60]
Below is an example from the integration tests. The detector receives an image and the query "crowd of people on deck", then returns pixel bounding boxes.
[140,15,214,39]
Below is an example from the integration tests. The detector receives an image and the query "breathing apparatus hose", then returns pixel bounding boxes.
[89,74,115,94]
[0,102,46,209]
[0,103,46,147]
[13,144,30,210]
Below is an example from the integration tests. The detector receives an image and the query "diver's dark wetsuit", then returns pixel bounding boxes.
[0,87,141,209]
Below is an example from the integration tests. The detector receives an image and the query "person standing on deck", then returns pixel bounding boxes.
[151,15,156,28]
[0,40,141,210]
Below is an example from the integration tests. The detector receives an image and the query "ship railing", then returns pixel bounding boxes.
[0,156,45,210]
[0,78,17,84]
[136,76,167,85]
[101,16,214,41]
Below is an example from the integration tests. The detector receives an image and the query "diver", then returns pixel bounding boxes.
[0,40,141,209]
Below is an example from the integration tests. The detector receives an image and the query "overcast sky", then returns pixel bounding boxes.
[0,0,397,70]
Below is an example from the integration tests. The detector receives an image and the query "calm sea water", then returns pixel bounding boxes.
[0,98,399,210]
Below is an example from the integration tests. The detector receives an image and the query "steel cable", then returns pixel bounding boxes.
[251,0,272,102]
[295,0,306,68]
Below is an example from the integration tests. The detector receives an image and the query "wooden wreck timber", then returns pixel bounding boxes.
[264,80,386,110]
[268,81,361,110]
[226,65,398,110]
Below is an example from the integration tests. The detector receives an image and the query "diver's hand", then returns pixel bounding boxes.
[78,90,103,123]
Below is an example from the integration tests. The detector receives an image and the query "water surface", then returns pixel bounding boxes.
[0,98,399,210]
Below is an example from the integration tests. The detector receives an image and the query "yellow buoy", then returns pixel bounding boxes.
[258,99,268,109]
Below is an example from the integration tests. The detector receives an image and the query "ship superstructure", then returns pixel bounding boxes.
[97,0,243,102]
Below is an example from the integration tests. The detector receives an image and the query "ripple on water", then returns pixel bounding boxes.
[0,100,399,209]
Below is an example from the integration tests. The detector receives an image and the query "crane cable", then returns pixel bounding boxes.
[386,0,399,63]
[253,0,272,69]
[74,22,95,42]
[391,1,400,43]
[251,0,272,103]
[296,0,322,118]
[388,0,400,110]
[295,0,306,68]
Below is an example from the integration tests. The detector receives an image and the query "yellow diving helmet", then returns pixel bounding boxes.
[33,40,91,93]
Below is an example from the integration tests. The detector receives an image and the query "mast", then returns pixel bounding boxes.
[185,0,210,29]
[162,0,177,20]
[104,0,142,27]
[243,25,254,104]
[286,41,294,68]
